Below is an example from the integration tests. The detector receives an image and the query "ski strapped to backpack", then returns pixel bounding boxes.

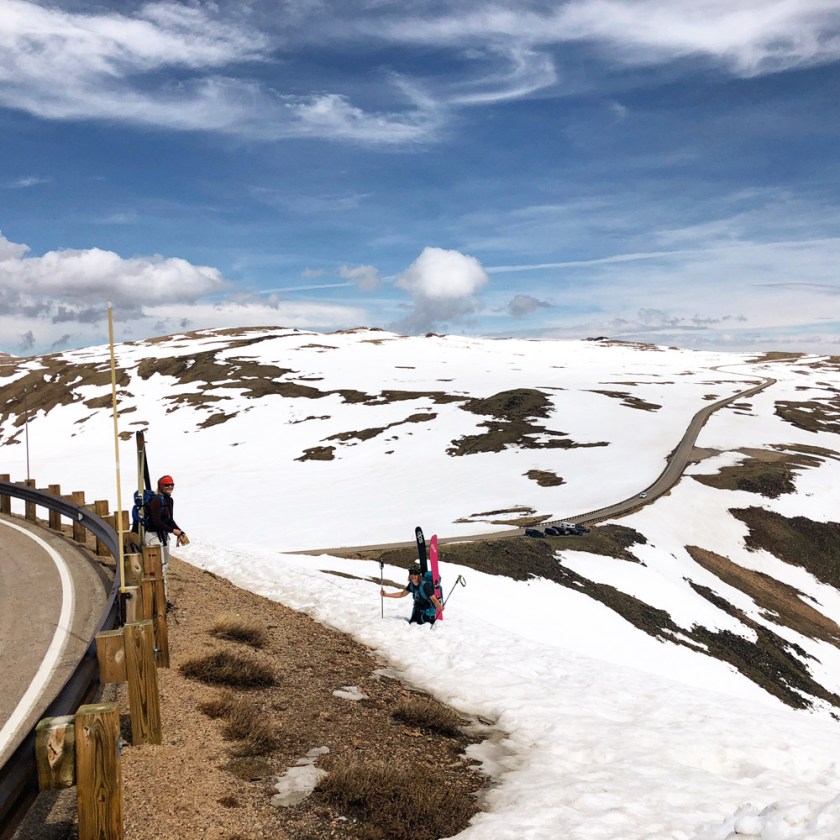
[430,534,443,621]
[415,526,428,576]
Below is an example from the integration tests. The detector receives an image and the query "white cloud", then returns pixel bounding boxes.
[339,264,381,291]
[0,231,371,355]
[4,1,837,147]
[393,246,490,332]
[0,1,440,144]
[3,176,50,189]
[371,1,840,78]
[505,294,552,318]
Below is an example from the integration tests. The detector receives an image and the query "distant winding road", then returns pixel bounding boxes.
[300,369,776,556]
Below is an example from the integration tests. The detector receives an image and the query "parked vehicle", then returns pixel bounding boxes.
[639,492,648,498]
[544,526,560,536]
[525,527,545,538]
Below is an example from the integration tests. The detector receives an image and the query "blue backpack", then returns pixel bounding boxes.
[131,489,166,531]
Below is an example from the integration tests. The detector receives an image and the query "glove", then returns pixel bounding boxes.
[176,532,190,546]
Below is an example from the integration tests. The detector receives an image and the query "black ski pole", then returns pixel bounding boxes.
[443,574,466,607]
[379,559,384,618]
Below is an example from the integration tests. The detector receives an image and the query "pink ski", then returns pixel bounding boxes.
[430,534,443,621]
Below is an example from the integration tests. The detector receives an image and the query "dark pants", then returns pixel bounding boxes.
[410,606,436,626]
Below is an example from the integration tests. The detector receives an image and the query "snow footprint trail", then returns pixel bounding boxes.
[190,542,840,840]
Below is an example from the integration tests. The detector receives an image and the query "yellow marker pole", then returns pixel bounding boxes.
[107,302,127,593]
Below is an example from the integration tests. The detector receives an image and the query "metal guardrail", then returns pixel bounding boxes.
[0,481,121,840]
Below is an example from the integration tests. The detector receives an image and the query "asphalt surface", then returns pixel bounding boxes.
[0,514,109,766]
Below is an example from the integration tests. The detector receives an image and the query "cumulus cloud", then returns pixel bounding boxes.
[393,246,490,332]
[0,231,369,355]
[339,264,381,291]
[505,294,552,318]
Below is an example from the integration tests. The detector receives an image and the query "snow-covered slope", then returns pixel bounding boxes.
[1,327,839,839]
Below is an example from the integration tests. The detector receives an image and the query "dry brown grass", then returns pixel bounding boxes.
[198,689,237,719]
[317,761,477,840]
[391,696,465,737]
[210,611,269,647]
[199,691,282,755]
[223,697,280,756]
[180,649,276,688]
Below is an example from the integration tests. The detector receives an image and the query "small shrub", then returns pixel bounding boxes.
[180,650,276,688]
[223,697,279,756]
[198,690,236,719]
[392,697,464,737]
[318,762,476,840]
[210,612,268,647]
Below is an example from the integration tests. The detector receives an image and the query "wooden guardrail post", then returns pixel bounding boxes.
[141,546,169,668]
[75,703,123,840]
[123,621,162,745]
[94,500,110,556]
[95,629,127,685]
[48,483,63,531]
[70,490,86,544]
[123,585,149,623]
[35,715,76,790]
[0,473,11,514]
[124,553,144,587]
[24,478,36,522]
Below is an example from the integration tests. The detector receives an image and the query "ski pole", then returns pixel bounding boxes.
[379,559,384,618]
[443,574,466,607]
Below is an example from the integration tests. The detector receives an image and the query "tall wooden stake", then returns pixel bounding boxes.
[107,302,126,593]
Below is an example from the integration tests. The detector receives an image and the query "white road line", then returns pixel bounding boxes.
[0,519,75,755]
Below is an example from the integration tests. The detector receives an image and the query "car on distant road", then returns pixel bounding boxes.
[544,526,560,536]
[638,492,648,498]
[525,528,545,538]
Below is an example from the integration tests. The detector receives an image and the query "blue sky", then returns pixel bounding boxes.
[1,0,839,355]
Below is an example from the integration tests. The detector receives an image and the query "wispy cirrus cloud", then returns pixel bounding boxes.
[0,1,441,144]
[3,176,50,189]
[3,1,840,146]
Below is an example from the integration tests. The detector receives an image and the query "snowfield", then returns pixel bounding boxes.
[1,327,839,839]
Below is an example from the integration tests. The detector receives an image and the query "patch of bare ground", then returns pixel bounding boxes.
[0,357,131,444]
[732,508,840,589]
[774,396,840,434]
[747,351,806,363]
[691,447,824,498]
[454,506,546,527]
[323,413,438,447]
[297,445,337,462]
[524,470,565,487]
[589,390,662,411]
[349,525,647,580]
[98,556,486,840]
[447,389,609,456]
[686,546,840,645]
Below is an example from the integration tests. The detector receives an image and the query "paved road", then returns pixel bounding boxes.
[300,371,775,557]
[0,515,109,765]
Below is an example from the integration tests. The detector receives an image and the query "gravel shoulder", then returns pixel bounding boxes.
[15,554,489,840]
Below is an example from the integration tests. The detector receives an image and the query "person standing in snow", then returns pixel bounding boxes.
[143,474,187,602]
[381,566,443,626]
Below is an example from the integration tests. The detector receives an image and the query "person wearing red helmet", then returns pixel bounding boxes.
[143,474,187,603]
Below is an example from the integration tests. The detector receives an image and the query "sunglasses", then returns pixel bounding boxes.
[161,483,174,487]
